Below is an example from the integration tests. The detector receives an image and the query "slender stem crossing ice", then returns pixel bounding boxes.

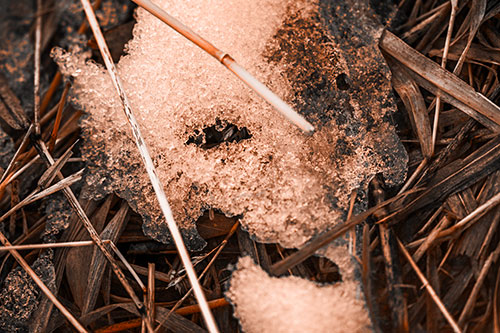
[131,0,315,134]
[79,1,219,332]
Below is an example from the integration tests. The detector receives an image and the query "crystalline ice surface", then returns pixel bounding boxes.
[227,256,371,333]
[55,0,406,248]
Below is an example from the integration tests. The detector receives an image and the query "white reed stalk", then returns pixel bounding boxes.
[33,0,42,135]
[130,0,315,134]
[0,240,108,251]
[78,1,219,332]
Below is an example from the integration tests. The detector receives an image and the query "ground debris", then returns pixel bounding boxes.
[56,0,406,251]
[0,251,55,332]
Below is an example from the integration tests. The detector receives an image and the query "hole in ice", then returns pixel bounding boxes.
[336,73,350,90]
[186,119,252,149]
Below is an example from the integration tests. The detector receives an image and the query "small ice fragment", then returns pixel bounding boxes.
[226,257,371,333]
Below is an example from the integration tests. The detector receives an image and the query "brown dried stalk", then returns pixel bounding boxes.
[0,230,87,332]
[396,238,461,333]
[380,30,500,130]
[29,138,147,325]
[431,0,458,153]
[270,188,421,276]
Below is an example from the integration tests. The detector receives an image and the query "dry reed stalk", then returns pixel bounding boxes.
[48,82,70,152]
[33,0,42,135]
[147,263,156,329]
[0,240,112,251]
[0,230,87,332]
[431,0,458,154]
[380,30,500,130]
[30,138,147,324]
[77,1,217,331]
[155,221,239,332]
[0,125,34,183]
[458,240,500,326]
[396,238,461,333]
[129,0,314,133]
[270,188,422,276]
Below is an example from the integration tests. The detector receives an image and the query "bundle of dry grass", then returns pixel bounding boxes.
[0,0,498,332]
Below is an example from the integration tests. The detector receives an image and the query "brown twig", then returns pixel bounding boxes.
[396,237,461,333]
[48,82,70,153]
[147,263,156,330]
[270,188,421,276]
[0,230,87,332]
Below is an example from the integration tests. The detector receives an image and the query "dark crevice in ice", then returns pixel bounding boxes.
[186,120,252,149]
[335,73,350,90]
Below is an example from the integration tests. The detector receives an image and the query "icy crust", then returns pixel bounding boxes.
[226,256,371,333]
[55,0,406,249]
[0,251,55,332]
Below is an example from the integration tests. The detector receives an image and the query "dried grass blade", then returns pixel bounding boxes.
[156,221,239,332]
[147,263,156,329]
[406,68,500,131]
[494,268,500,333]
[412,215,451,262]
[49,82,71,152]
[108,241,145,290]
[30,139,146,321]
[435,191,500,240]
[453,0,486,74]
[80,303,207,333]
[78,1,218,331]
[0,73,29,129]
[0,124,34,183]
[458,240,500,325]
[0,230,87,332]
[0,169,83,223]
[391,136,500,224]
[389,59,432,158]
[37,141,76,189]
[0,240,111,251]
[270,188,422,276]
[396,237,461,333]
[380,30,500,129]
[432,0,458,153]
[82,201,129,314]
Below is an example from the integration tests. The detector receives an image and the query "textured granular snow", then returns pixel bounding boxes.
[227,256,371,333]
[53,0,406,249]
